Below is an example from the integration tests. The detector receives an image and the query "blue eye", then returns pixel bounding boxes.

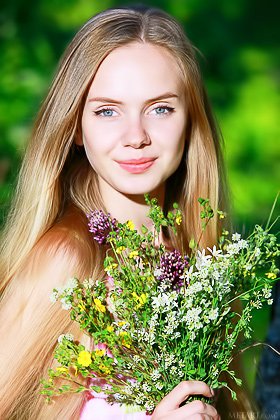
[152,106,175,115]
[94,108,116,117]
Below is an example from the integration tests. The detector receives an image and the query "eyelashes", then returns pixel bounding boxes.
[94,108,117,117]
[152,106,175,115]
[93,105,175,118]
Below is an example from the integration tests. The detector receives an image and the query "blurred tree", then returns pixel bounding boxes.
[1,0,279,227]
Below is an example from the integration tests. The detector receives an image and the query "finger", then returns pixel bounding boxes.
[187,415,214,420]
[154,381,213,413]
[179,400,218,418]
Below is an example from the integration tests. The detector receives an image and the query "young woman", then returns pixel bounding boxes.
[0,6,255,419]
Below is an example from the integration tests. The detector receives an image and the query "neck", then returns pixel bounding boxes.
[98,180,165,233]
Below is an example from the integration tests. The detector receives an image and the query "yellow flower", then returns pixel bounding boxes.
[266,272,277,279]
[132,292,148,308]
[95,349,105,357]
[126,220,135,230]
[99,363,111,374]
[118,321,126,327]
[116,246,125,254]
[139,293,147,305]
[129,250,138,259]
[119,331,131,348]
[105,263,118,273]
[78,303,86,312]
[77,350,92,367]
[94,298,106,313]
[123,342,131,349]
[175,214,182,225]
[106,325,114,332]
[56,366,68,373]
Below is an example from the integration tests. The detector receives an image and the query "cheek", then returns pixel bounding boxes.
[161,124,186,156]
[82,124,114,158]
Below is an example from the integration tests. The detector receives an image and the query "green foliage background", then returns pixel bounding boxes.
[0,0,279,394]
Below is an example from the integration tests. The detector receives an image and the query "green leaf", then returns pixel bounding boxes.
[189,238,197,250]
[198,367,206,377]
[141,225,148,234]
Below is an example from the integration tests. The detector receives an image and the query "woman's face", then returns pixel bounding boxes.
[81,42,187,198]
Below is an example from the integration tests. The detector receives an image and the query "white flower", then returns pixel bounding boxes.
[50,291,58,303]
[226,243,240,255]
[189,331,196,340]
[208,308,219,321]
[184,307,203,330]
[124,385,133,395]
[155,382,164,390]
[151,292,178,312]
[170,366,177,375]
[196,249,212,270]
[232,233,241,241]
[212,367,219,377]
[143,383,151,392]
[62,277,78,296]
[185,282,203,296]
[183,265,194,284]
[151,369,161,381]
[226,238,248,255]
[154,268,163,278]
[145,401,155,412]
[57,333,74,343]
[163,353,176,368]
[263,287,272,299]
[135,395,145,405]
[83,278,94,288]
[66,277,78,289]
[60,298,72,310]
[212,270,221,281]
[252,300,262,309]
[238,239,248,249]
[207,245,223,259]
[254,247,261,257]
[268,299,273,305]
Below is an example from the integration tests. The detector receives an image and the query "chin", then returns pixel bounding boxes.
[114,179,165,197]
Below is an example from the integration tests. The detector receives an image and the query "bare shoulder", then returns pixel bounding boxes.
[38,206,92,255]
[18,207,95,293]
[0,208,95,334]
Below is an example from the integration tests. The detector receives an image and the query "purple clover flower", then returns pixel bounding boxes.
[157,250,189,290]
[87,210,118,245]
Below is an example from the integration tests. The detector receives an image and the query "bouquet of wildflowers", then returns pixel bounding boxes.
[41,196,279,413]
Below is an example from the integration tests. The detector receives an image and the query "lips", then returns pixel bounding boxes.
[115,158,157,174]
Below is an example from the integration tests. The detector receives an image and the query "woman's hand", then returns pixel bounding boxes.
[151,380,220,420]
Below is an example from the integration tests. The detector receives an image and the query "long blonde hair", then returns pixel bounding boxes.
[0,6,252,419]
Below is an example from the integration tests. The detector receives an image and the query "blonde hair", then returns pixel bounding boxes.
[0,6,253,419]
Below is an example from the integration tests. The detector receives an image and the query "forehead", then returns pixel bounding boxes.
[87,42,184,99]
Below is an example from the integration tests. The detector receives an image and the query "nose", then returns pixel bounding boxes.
[122,116,150,148]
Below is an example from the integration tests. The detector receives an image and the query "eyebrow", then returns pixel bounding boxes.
[88,92,179,105]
